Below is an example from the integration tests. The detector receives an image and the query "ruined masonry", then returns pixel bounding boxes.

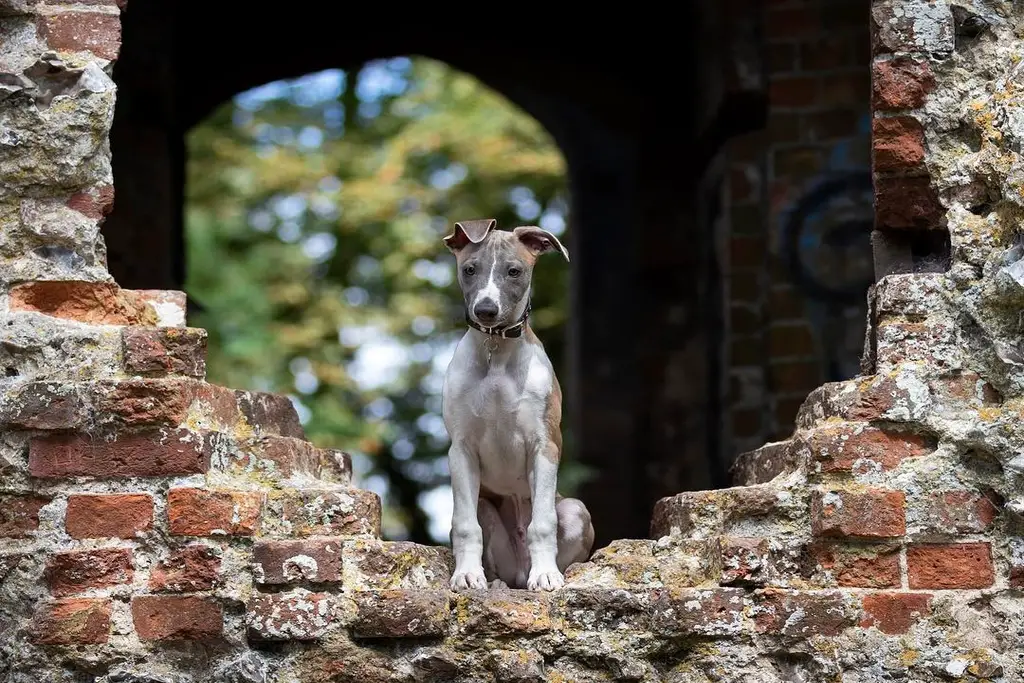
[2,1,1024,681]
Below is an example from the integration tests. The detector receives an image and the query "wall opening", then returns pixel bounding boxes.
[183,57,577,545]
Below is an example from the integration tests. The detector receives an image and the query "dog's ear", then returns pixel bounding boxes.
[444,219,496,252]
[513,226,570,262]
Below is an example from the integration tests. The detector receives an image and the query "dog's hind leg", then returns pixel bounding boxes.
[477,497,519,588]
[555,497,595,572]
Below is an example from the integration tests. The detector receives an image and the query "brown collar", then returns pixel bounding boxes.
[466,301,531,339]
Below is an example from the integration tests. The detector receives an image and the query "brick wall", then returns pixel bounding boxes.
[725,0,873,458]
[5,1,1024,680]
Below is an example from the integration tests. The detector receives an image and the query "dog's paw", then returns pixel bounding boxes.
[526,567,564,591]
[450,567,487,591]
[488,579,509,589]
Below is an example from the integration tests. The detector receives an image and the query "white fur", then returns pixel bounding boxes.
[472,251,502,317]
[442,327,588,591]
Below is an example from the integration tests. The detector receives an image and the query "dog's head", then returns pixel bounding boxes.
[443,218,569,329]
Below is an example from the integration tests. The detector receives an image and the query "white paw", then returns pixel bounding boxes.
[450,567,487,591]
[527,566,564,591]
[489,579,509,589]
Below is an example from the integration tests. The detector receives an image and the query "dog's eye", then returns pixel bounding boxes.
[463,265,475,276]
[508,267,522,278]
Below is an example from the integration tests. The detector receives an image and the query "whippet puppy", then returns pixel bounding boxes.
[441,218,595,591]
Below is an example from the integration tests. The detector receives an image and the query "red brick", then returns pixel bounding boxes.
[770,76,819,107]
[122,327,207,378]
[730,235,765,269]
[807,424,932,474]
[806,543,901,588]
[262,488,382,538]
[45,548,133,597]
[66,494,153,539]
[766,43,797,74]
[351,589,450,638]
[921,490,998,534]
[0,382,86,430]
[167,488,264,536]
[812,489,905,539]
[30,598,111,645]
[873,57,935,111]
[29,428,210,478]
[720,537,773,586]
[66,184,114,219]
[235,390,305,439]
[132,596,223,641]
[91,378,195,427]
[1011,563,1024,588]
[730,305,760,336]
[0,494,49,537]
[768,323,816,358]
[802,110,861,142]
[769,287,804,319]
[9,281,155,325]
[650,588,746,637]
[38,11,121,60]
[246,591,336,641]
[874,176,945,231]
[907,543,994,589]
[800,36,854,70]
[820,71,870,107]
[773,146,825,178]
[252,538,343,584]
[766,7,819,39]
[755,590,854,638]
[770,361,821,394]
[861,592,931,634]
[873,116,925,174]
[730,270,762,303]
[149,544,221,592]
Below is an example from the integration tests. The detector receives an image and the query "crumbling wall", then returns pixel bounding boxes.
[3,1,1024,681]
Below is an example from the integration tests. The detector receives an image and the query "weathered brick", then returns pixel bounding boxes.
[65,494,153,539]
[871,0,953,54]
[650,588,746,636]
[29,428,210,478]
[132,596,223,641]
[237,435,352,483]
[732,440,805,486]
[861,592,932,634]
[873,116,926,174]
[149,544,220,592]
[236,390,305,438]
[91,378,194,427]
[719,537,773,586]
[342,539,451,590]
[9,281,155,325]
[0,382,86,429]
[755,590,855,639]
[247,590,336,641]
[919,490,998,534]
[873,56,935,110]
[253,538,343,585]
[806,424,932,475]
[566,539,662,589]
[812,489,906,539]
[351,589,449,638]
[554,589,652,631]
[30,598,111,645]
[45,548,132,597]
[122,327,207,378]
[805,543,901,588]
[907,543,994,589]
[455,590,551,636]
[0,494,49,537]
[262,488,381,538]
[167,488,264,536]
[134,290,186,327]
[490,650,546,683]
[65,184,114,220]
[37,10,121,60]
[874,176,945,231]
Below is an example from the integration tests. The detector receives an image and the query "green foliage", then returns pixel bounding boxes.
[185,57,579,543]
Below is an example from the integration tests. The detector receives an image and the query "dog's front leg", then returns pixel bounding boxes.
[526,442,563,591]
[448,440,487,590]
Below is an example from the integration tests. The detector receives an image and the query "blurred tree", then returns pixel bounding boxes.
[185,57,584,544]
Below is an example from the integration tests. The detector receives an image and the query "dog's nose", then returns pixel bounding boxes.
[473,299,499,323]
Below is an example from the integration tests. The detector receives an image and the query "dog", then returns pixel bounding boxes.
[441,218,595,591]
